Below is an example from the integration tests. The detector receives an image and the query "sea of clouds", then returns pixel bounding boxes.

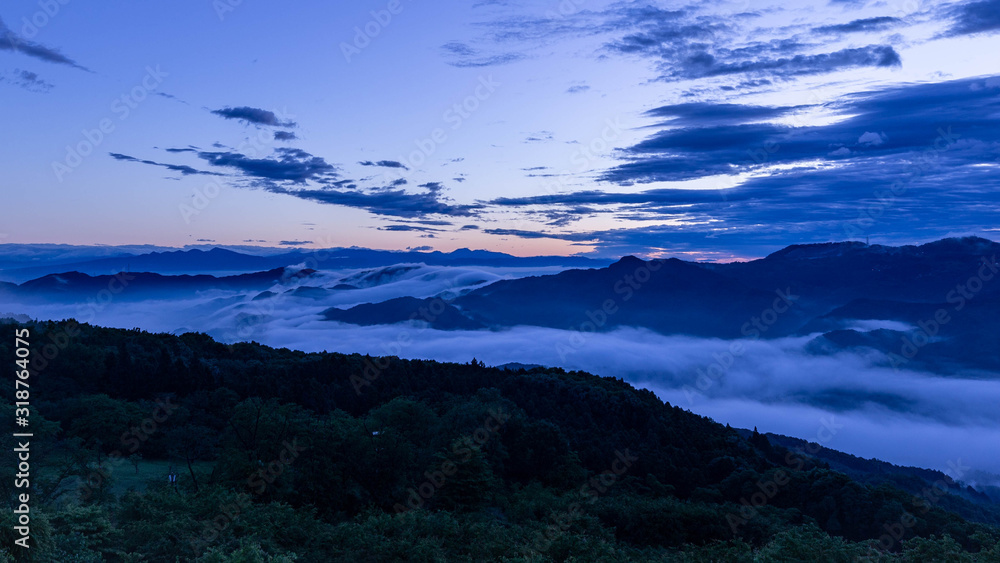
[4,263,999,479]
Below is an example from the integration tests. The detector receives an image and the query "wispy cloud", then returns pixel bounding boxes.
[211,106,298,127]
[109,152,227,177]
[0,69,52,92]
[195,147,337,183]
[359,159,410,170]
[813,16,903,34]
[484,75,1000,255]
[943,0,1000,37]
[267,181,481,218]
[0,17,90,71]
[441,41,526,67]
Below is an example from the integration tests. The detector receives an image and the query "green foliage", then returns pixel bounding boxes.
[2,319,999,561]
[196,540,298,563]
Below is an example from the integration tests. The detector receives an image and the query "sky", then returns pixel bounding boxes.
[2,0,999,260]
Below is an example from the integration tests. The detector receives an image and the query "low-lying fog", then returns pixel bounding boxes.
[5,263,998,480]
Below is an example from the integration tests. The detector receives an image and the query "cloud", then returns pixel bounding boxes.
[211,106,297,127]
[669,45,901,80]
[195,147,337,183]
[944,0,1000,36]
[279,240,312,246]
[0,69,52,92]
[15,269,1000,475]
[378,225,444,233]
[118,146,336,183]
[273,131,298,141]
[108,152,227,177]
[461,4,904,85]
[478,76,1000,256]
[266,182,482,218]
[858,131,886,146]
[813,17,902,34]
[603,76,999,184]
[642,102,801,127]
[155,92,190,105]
[566,84,590,94]
[484,228,575,240]
[441,41,525,67]
[0,17,90,71]
[359,160,410,170]
[524,131,554,142]
[389,219,453,226]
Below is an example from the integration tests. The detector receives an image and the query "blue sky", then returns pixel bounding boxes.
[2,0,999,260]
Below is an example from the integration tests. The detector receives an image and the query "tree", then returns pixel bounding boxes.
[167,425,218,493]
[433,438,496,512]
[128,453,143,475]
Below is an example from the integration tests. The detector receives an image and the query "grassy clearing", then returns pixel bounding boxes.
[38,456,215,501]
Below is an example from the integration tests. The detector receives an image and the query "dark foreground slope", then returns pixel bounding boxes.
[1,320,999,562]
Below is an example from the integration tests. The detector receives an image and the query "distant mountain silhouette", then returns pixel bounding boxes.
[702,237,1000,307]
[322,255,806,338]
[0,246,608,281]
[5,237,999,372]
[6,267,315,302]
[448,256,805,338]
[323,297,486,330]
[319,237,1000,373]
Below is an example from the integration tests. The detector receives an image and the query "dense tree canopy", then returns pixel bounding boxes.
[1,319,998,561]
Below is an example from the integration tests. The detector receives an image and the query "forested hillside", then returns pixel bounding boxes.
[2,319,998,561]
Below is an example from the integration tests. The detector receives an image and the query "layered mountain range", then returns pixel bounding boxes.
[2,237,998,374]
